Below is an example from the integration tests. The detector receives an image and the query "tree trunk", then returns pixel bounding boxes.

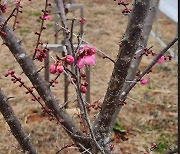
[124,0,159,87]
[108,0,160,138]
[93,1,152,153]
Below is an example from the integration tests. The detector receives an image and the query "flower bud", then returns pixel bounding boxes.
[65,55,74,65]
[140,78,148,85]
[80,85,87,93]
[56,65,64,74]
[49,64,56,74]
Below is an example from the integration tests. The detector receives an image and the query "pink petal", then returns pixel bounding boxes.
[49,64,56,74]
[157,56,165,64]
[140,78,148,85]
[84,55,95,66]
[77,58,85,69]
[56,65,64,74]
[78,49,84,54]
[83,45,89,50]
[91,47,96,53]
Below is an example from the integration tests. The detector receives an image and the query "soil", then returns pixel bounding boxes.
[0,0,178,154]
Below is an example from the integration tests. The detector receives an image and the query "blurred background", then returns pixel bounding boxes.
[0,0,178,153]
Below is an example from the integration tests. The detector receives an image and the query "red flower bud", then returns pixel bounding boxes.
[65,55,74,65]
[56,65,64,74]
[80,85,87,93]
[49,64,57,74]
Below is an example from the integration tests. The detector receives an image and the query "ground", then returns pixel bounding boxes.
[0,0,178,154]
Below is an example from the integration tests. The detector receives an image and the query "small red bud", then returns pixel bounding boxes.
[80,85,87,93]
[81,73,86,78]
[83,81,88,87]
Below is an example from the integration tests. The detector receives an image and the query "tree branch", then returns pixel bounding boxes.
[0,12,89,148]
[0,88,37,154]
[53,1,106,152]
[119,37,178,100]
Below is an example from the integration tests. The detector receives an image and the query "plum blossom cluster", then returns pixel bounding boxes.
[80,72,89,94]
[114,0,132,15]
[0,3,7,13]
[80,83,88,93]
[4,70,62,123]
[41,14,51,20]
[135,70,148,85]
[35,47,49,62]
[13,0,23,30]
[49,45,96,91]
[79,18,86,24]
[133,47,174,85]
[0,0,22,34]
[49,55,74,87]
[76,113,88,133]
[87,100,102,112]
[76,45,96,69]
[33,1,52,60]
[75,45,96,94]
[134,47,173,63]
[49,55,74,74]
[140,78,148,85]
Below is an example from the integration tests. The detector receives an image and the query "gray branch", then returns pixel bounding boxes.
[0,88,37,154]
[119,37,178,100]
[0,12,89,147]
[53,1,104,152]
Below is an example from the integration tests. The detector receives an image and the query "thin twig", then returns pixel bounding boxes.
[119,37,178,101]
[55,143,76,154]
[56,23,115,63]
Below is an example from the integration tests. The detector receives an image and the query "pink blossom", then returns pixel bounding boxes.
[41,14,51,20]
[49,64,57,74]
[76,45,96,69]
[77,55,95,69]
[79,18,86,24]
[80,85,87,93]
[56,65,64,74]
[65,55,74,65]
[156,56,165,64]
[0,4,7,13]
[140,78,148,85]
[78,45,96,55]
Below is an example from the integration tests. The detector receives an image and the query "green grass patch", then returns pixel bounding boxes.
[113,119,126,133]
[153,133,177,153]
[142,124,161,132]
[46,23,53,28]
[19,29,32,35]
[27,11,41,17]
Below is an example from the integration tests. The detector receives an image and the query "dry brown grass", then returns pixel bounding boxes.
[0,0,178,153]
